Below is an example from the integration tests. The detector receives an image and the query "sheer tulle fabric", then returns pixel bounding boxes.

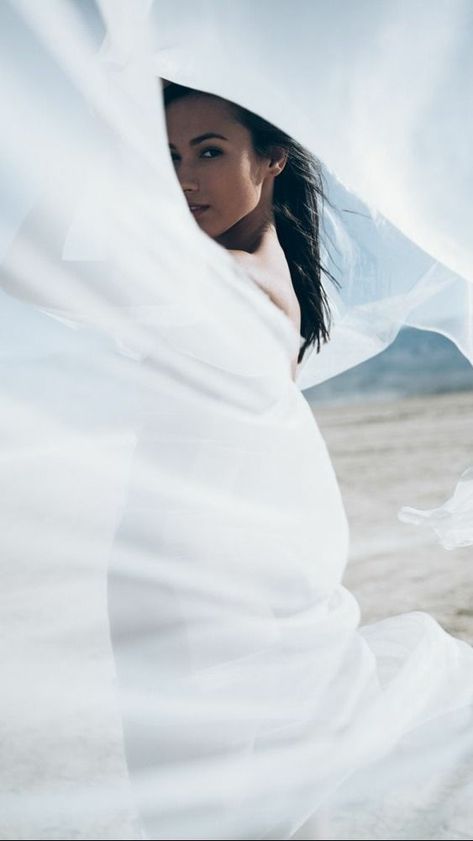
[1,1,473,839]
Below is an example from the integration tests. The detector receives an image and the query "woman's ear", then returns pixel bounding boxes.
[269,146,289,177]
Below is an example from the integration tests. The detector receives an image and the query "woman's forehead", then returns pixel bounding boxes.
[165,95,242,139]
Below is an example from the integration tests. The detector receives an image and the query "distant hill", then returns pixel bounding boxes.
[304,326,473,406]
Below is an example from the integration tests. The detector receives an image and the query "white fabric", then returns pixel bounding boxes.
[1,1,473,839]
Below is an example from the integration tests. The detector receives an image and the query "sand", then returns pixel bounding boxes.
[311,389,473,644]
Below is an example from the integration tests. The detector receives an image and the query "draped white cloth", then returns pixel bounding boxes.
[1,1,473,839]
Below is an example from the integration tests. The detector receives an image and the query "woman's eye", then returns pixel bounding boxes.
[201,147,222,158]
[170,148,221,164]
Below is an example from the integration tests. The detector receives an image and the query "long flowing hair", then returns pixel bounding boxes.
[163,82,340,364]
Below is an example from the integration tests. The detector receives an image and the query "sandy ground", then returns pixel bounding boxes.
[312,389,473,644]
[2,389,472,840]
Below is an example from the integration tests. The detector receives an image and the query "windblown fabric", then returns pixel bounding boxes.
[1,1,473,839]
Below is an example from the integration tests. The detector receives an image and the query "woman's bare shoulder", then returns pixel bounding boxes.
[227,248,253,265]
[228,248,300,328]
[228,247,301,380]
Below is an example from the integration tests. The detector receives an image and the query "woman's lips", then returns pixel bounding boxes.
[189,205,210,217]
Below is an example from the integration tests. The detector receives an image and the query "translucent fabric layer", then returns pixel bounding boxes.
[1,2,473,839]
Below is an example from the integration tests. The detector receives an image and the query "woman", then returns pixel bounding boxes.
[2,4,472,839]
[105,81,473,840]
[163,79,338,383]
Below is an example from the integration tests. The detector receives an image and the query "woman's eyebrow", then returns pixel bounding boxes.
[169,132,229,149]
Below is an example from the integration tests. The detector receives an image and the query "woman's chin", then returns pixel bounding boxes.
[195,218,216,237]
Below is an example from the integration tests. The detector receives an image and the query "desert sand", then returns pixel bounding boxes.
[311,388,473,644]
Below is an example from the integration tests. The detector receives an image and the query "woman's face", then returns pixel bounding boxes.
[165,94,270,239]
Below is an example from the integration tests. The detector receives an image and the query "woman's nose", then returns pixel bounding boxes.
[176,163,199,193]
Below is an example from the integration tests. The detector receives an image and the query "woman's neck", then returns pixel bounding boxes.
[215,201,275,254]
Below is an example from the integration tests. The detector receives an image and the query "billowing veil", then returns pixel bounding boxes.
[1,1,473,839]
